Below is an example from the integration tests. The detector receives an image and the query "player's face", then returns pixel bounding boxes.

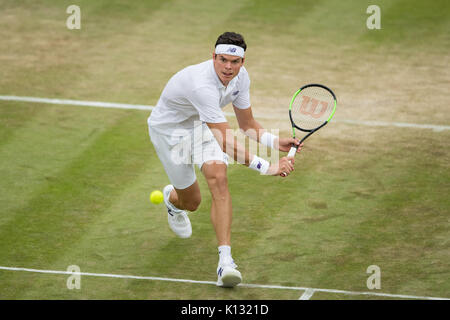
[213,54,244,86]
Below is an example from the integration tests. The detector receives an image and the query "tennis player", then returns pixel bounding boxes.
[148,32,301,287]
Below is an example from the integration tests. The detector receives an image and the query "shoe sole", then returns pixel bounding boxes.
[217,270,242,288]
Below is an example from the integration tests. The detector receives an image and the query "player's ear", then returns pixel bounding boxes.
[212,53,216,60]
[241,57,245,64]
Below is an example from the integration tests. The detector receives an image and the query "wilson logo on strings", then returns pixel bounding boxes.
[299,96,329,119]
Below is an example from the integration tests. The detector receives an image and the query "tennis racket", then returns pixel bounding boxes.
[281,83,337,177]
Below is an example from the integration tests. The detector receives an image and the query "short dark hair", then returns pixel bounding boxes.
[215,32,247,51]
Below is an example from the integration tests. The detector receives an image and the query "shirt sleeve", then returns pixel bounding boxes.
[189,86,227,123]
[232,68,251,109]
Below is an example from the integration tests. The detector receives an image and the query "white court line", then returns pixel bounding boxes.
[299,288,315,300]
[0,95,153,111]
[0,266,448,300]
[0,95,449,132]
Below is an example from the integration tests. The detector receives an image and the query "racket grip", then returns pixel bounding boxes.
[287,145,297,158]
[280,145,298,177]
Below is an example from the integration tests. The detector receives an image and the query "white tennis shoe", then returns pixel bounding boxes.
[216,257,242,288]
[163,185,192,239]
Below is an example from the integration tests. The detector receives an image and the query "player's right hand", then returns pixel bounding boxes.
[267,156,295,176]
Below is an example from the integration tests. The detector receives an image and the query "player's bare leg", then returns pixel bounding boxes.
[202,161,241,287]
[201,161,231,245]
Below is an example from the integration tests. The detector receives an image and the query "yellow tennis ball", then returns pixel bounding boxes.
[150,190,164,204]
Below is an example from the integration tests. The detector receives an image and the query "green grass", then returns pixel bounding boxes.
[0,0,449,299]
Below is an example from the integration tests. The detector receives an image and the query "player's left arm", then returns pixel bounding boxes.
[233,105,302,153]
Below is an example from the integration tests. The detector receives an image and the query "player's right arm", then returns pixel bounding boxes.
[206,121,294,176]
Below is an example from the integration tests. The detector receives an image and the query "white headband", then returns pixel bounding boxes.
[215,44,245,58]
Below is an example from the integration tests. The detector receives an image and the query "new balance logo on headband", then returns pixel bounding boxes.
[215,44,245,58]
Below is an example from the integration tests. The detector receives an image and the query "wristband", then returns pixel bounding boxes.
[249,155,270,175]
[260,132,278,149]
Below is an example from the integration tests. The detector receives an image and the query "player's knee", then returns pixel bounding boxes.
[182,195,201,212]
[207,172,228,194]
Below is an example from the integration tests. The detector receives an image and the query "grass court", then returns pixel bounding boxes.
[0,0,449,299]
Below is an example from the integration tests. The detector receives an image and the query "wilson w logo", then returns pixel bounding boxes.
[299,96,329,119]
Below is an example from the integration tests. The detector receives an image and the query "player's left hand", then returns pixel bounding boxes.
[277,138,303,153]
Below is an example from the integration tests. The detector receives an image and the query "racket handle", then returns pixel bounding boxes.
[287,145,297,158]
[280,145,298,177]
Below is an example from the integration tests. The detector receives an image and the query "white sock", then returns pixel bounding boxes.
[218,245,232,265]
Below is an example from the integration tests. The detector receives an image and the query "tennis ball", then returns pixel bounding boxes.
[150,190,164,204]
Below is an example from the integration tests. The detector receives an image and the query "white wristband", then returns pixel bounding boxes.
[249,155,270,175]
[260,132,278,149]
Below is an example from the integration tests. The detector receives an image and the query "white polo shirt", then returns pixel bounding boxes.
[148,59,251,136]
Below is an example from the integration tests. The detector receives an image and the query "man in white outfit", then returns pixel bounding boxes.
[148,32,301,287]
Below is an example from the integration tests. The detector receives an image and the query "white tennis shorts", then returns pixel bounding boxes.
[148,123,228,189]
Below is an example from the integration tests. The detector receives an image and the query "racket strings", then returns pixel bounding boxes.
[292,86,335,131]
